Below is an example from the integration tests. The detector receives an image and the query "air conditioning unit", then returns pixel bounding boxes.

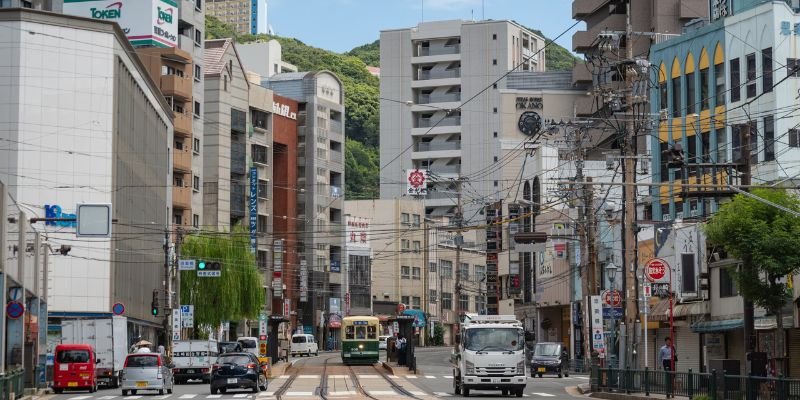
[662,213,673,222]
[659,109,669,121]
[675,212,684,220]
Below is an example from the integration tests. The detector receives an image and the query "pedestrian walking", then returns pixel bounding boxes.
[397,334,407,366]
[659,337,678,398]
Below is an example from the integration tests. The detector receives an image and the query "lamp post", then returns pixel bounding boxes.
[606,262,619,369]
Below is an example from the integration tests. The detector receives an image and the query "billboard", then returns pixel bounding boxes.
[345,215,370,249]
[63,0,178,48]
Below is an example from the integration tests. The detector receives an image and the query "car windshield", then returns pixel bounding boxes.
[534,344,562,357]
[292,336,306,343]
[239,339,257,349]
[219,343,241,353]
[126,355,159,367]
[218,355,252,366]
[57,350,90,363]
[464,328,523,352]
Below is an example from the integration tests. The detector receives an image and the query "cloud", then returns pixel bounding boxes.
[422,0,482,11]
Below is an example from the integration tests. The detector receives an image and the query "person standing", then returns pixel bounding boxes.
[659,337,678,398]
[397,335,407,366]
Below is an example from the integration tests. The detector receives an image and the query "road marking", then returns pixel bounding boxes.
[98,396,118,400]
[285,392,314,396]
[443,375,453,379]
[328,374,348,378]
[576,376,590,380]
[123,397,143,400]
[179,395,198,399]
[405,375,418,379]
[70,396,93,400]
[388,375,400,379]
[368,390,398,396]
[531,393,556,397]
[357,374,380,379]
[425,375,436,379]
[297,374,319,379]
[260,392,275,397]
[153,396,171,400]
[433,392,451,397]
[233,395,250,398]
[409,391,427,396]
[207,396,222,399]
[328,391,357,396]
[279,375,292,379]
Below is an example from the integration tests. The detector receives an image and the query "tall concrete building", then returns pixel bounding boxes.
[0,0,60,10]
[206,0,262,35]
[379,19,546,218]
[238,41,299,79]
[263,71,346,342]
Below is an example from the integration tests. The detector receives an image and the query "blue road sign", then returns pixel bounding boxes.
[6,301,24,319]
[112,302,125,315]
[602,307,623,319]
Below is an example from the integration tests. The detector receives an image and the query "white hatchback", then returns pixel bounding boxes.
[290,334,319,357]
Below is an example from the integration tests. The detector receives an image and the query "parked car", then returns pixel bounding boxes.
[219,341,243,354]
[237,336,259,359]
[52,344,98,394]
[529,342,569,378]
[290,334,319,357]
[379,335,390,350]
[210,352,268,394]
[120,353,174,396]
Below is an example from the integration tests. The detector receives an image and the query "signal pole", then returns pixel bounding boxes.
[454,176,464,350]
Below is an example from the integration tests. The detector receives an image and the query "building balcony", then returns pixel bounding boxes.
[416,116,461,128]
[416,141,461,152]
[417,45,460,57]
[417,69,461,81]
[173,147,192,173]
[329,119,343,134]
[174,111,192,138]
[160,74,192,101]
[572,0,609,18]
[173,185,192,210]
[330,185,343,199]
[572,62,592,83]
[411,77,461,89]
[418,92,461,104]
[572,13,626,53]
[411,124,461,136]
[429,164,461,176]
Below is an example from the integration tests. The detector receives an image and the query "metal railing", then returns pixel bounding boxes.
[592,367,800,400]
[416,141,461,152]
[418,92,461,104]
[417,45,460,56]
[418,69,461,80]
[416,116,461,128]
[0,369,25,400]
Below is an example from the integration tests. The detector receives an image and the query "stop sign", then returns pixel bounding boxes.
[645,258,669,281]
[603,290,622,307]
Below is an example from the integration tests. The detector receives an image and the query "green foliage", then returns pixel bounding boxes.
[345,139,379,199]
[704,189,800,314]
[346,40,380,67]
[205,15,238,40]
[524,28,581,72]
[433,324,445,346]
[180,226,265,330]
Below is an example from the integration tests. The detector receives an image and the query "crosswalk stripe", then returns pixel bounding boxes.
[443,375,453,379]
[388,375,400,379]
[179,395,198,399]
[405,375,418,379]
[207,395,222,399]
[328,374,348,378]
[531,393,556,397]
[153,396,171,400]
[522,395,530,397]
[297,374,319,379]
[285,391,314,396]
[279,375,292,379]
[70,396,93,400]
[328,391,357,396]
[98,396,117,400]
[433,392,451,397]
[409,391,427,396]
[368,390,398,396]
[425,375,436,379]
[577,376,590,380]
[357,374,380,378]
[123,397,142,400]
[260,392,275,397]
[233,394,250,398]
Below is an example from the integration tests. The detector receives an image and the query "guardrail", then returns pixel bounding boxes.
[592,367,800,400]
[0,369,25,400]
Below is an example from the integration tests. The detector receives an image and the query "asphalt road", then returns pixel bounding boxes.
[46,349,587,399]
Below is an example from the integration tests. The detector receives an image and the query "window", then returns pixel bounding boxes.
[193,175,200,191]
[429,262,437,272]
[762,48,773,92]
[715,62,725,106]
[258,180,269,199]
[412,214,421,227]
[730,58,741,102]
[193,137,200,153]
[764,116,775,161]
[659,81,668,111]
[788,58,800,77]
[459,263,470,281]
[474,265,486,282]
[257,215,268,234]
[440,260,453,279]
[412,267,421,280]
[195,29,202,45]
[493,131,498,138]
[429,289,437,303]
[441,293,453,310]
[194,64,201,81]
[412,296,421,309]
[493,107,498,113]
[193,101,201,117]
[401,266,411,279]
[671,75,681,117]
[252,109,270,130]
[746,53,756,98]
[195,0,201,10]
[685,71,696,114]
[492,33,497,40]
[192,214,199,228]
[789,129,800,148]
[401,239,410,251]
[401,213,410,225]
[681,253,696,293]
[459,294,469,312]
[719,266,738,298]
[412,241,421,253]
[401,295,410,305]
[251,144,268,165]
[475,295,486,314]
[492,59,497,65]
[699,67,710,110]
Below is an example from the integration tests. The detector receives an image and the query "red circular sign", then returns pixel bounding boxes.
[645,258,669,281]
[603,290,622,307]
[6,301,24,320]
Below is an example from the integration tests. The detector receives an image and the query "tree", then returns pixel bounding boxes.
[180,226,265,332]
[704,188,800,357]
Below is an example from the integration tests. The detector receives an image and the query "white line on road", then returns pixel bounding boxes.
[279,375,292,379]
[207,396,222,399]
[576,376,590,380]
[153,396,172,400]
[357,374,380,379]
[433,392,451,397]
[443,375,453,379]
[405,375,418,379]
[179,395,198,399]
[260,392,275,397]
[425,375,436,379]
[368,390,398,396]
[409,391,427,396]
[233,394,250,398]
[98,396,118,400]
[531,393,556,397]
[328,374,348,378]
[123,397,142,400]
[388,375,400,379]
[284,392,314,396]
[69,396,93,400]
[328,391,357,396]
[297,374,319,379]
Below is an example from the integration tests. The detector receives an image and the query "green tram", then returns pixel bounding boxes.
[341,316,380,365]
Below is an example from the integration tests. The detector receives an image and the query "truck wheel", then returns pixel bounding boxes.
[516,388,524,397]
[131,390,137,395]
[538,373,543,378]
[453,377,461,395]
[53,388,63,394]
[211,388,218,395]
[558,372,563,378]
[565,372,569,377]
[121,390,128,396]
[502,389,508,396]
[462,386,470,397]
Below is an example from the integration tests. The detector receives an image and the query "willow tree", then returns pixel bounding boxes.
[180,226,265,331]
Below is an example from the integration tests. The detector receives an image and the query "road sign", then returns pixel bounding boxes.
[259,313,267,336]
[602,307,623,319]
[179,259,196,271]
[643,282,652,298]
[652,282,672,297]
[112,302,125,315]
[592,328,606,359]
[198,270,221,277]
[172,309,181,340]
[76,203,112,238]
[181,305,194,328]
[603,290,622,307]
[6,301,24,319]
[645,258,669,281]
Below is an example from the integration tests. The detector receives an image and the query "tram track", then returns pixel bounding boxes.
[347,363,423,400]
[316,357,330,400]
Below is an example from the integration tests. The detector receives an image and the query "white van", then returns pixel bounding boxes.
[236,337,259,359]
[290,334,318,357]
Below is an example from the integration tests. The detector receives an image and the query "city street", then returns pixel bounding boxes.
[47,348,587,400]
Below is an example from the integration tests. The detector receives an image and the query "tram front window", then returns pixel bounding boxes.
[345,326,355,340]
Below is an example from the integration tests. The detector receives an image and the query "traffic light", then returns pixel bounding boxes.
[208,262,221,271]
[151,290,159,316]
[259,342,267,356]
[198,260,207,270]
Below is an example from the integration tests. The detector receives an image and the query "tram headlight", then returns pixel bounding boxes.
[358,344,364,350]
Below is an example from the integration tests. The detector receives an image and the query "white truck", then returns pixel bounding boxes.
[61,316,128,388]
[172,339,218,384]
[452,314,527,397]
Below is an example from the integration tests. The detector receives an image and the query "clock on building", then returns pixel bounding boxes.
[518,111,542,136]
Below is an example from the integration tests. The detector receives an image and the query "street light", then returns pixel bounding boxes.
[606,263,619,368]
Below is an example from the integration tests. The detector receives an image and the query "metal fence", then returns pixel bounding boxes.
[592,367,800,400]
[0,369,25,400]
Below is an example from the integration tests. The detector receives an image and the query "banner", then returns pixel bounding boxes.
[249,167,258,254]
[272,240,283,297]
[299,260,308,302]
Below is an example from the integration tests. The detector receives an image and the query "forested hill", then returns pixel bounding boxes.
[205,16,579,200]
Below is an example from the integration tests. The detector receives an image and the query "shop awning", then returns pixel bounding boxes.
[754,315,794,330]
[648,299,671,321]
[691,319,743,333]
[402,309,427,327]
[673,301,708,318]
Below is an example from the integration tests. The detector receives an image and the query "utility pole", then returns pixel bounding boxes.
[454,176,464,348]
[740,124,756,363]
[621,0,639,369]
[0,181,7,374]
[423,218,429,346]
[163,229,171,346]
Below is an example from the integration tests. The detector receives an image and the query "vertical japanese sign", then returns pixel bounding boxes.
[273,240,283,297]
[171,309,181,341]
[589,295,605,358]
[249,167,258,254]
[299,260,308,302]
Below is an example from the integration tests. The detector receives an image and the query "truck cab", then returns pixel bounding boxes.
[452,314,527,397]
